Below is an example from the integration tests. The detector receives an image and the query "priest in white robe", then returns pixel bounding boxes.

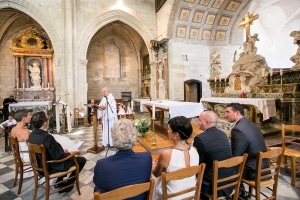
[97,87,118,147]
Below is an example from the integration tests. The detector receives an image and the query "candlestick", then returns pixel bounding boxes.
[270,68,273,76]
[280,69,283,76]
[152,105,155,118]
[17,83,19,90]
[151,118,157,146]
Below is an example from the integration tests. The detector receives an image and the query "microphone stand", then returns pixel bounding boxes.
[105,96,114,157]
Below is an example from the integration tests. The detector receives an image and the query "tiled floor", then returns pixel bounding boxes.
[0,115,300,200]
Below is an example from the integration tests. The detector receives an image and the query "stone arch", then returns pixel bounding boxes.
[78,10,154,62]
[0,1,62,64]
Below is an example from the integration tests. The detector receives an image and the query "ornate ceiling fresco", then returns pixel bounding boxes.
[173,0,250,45]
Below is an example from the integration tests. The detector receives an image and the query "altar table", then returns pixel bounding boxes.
[133,98,150,112]
[142,100,205,136]
[201,97,276,121]
[9,101,52,113]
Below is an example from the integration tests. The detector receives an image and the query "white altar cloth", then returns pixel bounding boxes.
[9,101,52,112]
[133,98,150,112]
[143,100,205,118]
[201,97,276,121]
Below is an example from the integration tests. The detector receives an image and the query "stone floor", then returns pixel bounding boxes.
[0,113,299,200]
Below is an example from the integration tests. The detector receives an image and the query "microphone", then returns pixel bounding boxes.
[57,94,69,103]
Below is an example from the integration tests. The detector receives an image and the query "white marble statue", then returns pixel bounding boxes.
[290,30,300,70]
[27,61,41,87]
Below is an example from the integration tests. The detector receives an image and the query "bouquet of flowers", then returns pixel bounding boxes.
[134,118,150,137]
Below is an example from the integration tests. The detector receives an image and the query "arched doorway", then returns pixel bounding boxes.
[184,79,202,102]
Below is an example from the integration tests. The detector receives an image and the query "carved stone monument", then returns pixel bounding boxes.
[225,12,270,94]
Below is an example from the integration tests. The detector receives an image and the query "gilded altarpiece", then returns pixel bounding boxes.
[10,30,55,102]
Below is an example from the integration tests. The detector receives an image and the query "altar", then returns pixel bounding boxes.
[142,100,205,136]
[201,97,276,123]
[9,101,52,113]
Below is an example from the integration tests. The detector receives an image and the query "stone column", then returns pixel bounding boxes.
[15,56,19,88]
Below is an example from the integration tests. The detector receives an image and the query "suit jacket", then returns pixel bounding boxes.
[93,150,152,200]
[193,127,234,197]
[28,129,74,174]
[231,117,269,180]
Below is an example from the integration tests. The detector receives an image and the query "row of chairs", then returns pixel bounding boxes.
[94,147,284,200]
[9,136,81,200]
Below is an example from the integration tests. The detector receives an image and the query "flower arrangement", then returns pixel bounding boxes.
[134,118,150,137]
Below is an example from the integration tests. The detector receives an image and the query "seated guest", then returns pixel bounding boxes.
[93,118,152,200]
[225,103,269,199]
[87,98,95,124]
[28,111,86,193]
[0,112,17,129]
[10,110,31,163]
[152,116,199,199]
[193,110,234,200]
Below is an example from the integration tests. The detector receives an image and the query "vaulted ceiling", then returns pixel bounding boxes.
[172,0,251,45]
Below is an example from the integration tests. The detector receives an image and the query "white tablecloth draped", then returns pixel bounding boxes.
[201,97,276,121]
[142,100,205,118]
[9,101,52,112]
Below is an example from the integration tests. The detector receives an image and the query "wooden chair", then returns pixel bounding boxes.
[74,107,85,126]
[28,142,81,200]
[202,154,248,200]
[241,147,284,200]
[161,163,206,200]
[281,124,300,186]
[9,136,33,194]
[94,179,155,200]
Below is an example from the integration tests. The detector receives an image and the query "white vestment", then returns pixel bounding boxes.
[97,93,117,146]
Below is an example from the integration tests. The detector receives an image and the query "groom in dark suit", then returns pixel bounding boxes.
[225,103,269,199]
[193,110,234,200]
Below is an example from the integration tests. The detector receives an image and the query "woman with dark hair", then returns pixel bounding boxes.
[152,116,199,199]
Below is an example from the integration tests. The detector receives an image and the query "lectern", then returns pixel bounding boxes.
[86,104,104,154]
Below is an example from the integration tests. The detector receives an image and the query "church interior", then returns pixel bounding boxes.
[0,0,300,199]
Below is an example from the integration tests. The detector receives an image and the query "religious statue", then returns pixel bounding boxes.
[290,30,300,70]
[243,33,259,55]
[27,61,41,87]
[210,52,222,79]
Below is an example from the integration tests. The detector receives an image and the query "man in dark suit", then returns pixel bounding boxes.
[28,111,86,193]
[2,95,18,120]
[193,110,234,200]
[225,103,269,199]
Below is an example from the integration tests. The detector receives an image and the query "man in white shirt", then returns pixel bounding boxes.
[0,112,17,129]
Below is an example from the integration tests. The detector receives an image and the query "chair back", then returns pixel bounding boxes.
[255,147,284,187]
[9,136,23,167]
[161,163,206,200]
[281,124,300,148]
[210,153,248,200]
[94,179,155,200]
[28,143,50,178]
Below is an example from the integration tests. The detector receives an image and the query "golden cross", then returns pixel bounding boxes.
[238,12,258,41]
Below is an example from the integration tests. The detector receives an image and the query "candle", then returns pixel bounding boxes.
[224,76,227,83]
[48,82,50,88]
[17,83,19,89]
[152,105,155,119]
[42,82,44,88]
[280,69,283,75]
[22,82,25,89]
[214,76,217,82]
[270,68,273,76]
[262,68,265,77]
[219,76,221,82]
[131,100,133,110]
